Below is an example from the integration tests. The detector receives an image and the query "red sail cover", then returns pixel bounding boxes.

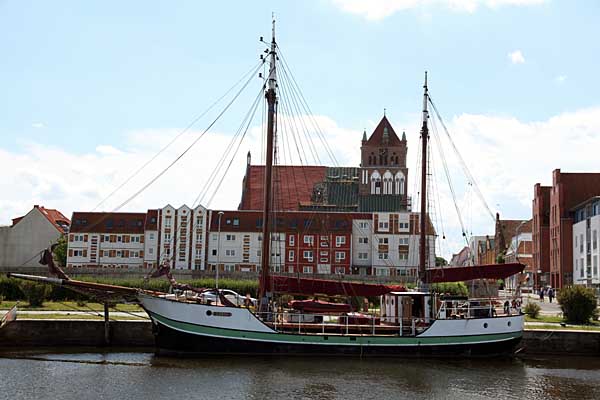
[268,276,405,297]
[426,263,525,283]
[289,299,352,313]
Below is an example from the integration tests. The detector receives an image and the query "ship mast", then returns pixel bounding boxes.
[419,72,429,288]
[258,18,278,312]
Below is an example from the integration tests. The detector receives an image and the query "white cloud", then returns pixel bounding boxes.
[4,106,600,261]
[0,115,361,225]
[555,75,567,84]
[331,0,547,20]
[508,50,525,64]
[31,122,45,129]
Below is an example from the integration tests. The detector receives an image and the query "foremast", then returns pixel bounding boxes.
[258,18,278,312]
[419,72,429,289]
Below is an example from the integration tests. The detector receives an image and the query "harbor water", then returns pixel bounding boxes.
[1,349,600,400]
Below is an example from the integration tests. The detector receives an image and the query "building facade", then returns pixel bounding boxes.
[545,169,600,288]
[67,204,208,271]
[571,197,600,288]
[532,183,551,288]
[0,205,70,268]
[238,115,411,213]
[67,212,148,269]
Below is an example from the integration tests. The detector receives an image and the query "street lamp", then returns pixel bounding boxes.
[216,211,224,299]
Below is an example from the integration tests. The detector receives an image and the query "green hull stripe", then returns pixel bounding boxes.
[149,311,523,347]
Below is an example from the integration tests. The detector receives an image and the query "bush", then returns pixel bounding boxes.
[19,281,52,307]
[0,277,25,300]
[557,286,599,324]
[523,302,541,318]
[430,282,468,297]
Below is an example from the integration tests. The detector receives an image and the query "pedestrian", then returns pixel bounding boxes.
[548,287,554,303]
[539,287,545,303]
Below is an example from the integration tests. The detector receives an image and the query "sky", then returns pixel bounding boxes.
[1,0,600,260]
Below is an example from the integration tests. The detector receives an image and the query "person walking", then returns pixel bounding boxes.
[539,287,545,303]
[548,287,554,303]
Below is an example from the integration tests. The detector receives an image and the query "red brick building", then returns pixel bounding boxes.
[534,169,600,288]
[532,184,551,288]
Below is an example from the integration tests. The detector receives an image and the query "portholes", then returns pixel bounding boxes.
[507,321,512,327]
[206,310,213,316]
[483,323,488,329]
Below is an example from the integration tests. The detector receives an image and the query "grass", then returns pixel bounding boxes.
[0,301,142,312]
[525,315,565,324]
[14,313,145,321]
[526,324,600,331]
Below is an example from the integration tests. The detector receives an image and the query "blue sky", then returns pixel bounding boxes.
[2,1,600,258]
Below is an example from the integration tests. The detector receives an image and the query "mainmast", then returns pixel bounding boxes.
[419,72,429,287]
[258,18,278,312]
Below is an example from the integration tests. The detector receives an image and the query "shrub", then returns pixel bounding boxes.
[557,286,599,324]
[523,302,541,318]
[0,277,25,300]
[19,281,52,307]
[430,282,469,297]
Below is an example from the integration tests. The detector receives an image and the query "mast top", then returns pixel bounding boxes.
[271,13,276,42]
[422,71,429,126]
[267,15,278,92]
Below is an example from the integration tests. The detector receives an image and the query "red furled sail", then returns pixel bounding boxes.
[426,263,525,283]
[267,276,405,297]
[289,299,352,313]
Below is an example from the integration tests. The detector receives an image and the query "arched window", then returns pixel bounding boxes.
[383,171,393,194]
[395,171,405,195]
[371,170,381,194]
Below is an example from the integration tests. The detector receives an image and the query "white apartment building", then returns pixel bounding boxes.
[67,204,208,270]
[572,197,600,287]
[67,212,147,269]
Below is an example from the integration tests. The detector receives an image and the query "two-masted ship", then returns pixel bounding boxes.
[9,20,526,357]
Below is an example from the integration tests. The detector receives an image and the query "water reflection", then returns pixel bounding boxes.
[1,349,599,400]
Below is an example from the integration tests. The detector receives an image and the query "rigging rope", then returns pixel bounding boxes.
[428,96,495,223]
[93,60,265,212]
[111,61,261,212]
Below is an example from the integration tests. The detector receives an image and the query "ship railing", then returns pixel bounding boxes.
[436,296,523,320]
[255,311,427,337]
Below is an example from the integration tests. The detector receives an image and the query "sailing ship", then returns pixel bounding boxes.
[9,20,526,357]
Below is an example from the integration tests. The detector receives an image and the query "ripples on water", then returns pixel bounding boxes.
[1,349,600,400]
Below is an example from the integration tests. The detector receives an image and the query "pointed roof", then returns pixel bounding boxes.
[12,205,70,234]
[364,116,403,146]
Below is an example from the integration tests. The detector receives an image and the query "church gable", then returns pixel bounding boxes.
[364,116,402,146]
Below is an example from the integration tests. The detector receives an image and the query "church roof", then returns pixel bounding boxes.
[364,116,403,146]
[239,165,327,211]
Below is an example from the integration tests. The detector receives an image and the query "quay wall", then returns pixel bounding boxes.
[0,320,153,347]
[522,329,600,356]
[2,321,600,356]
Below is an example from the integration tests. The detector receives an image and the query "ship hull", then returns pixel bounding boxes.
[151,318,522,357]
[140,294,524,358]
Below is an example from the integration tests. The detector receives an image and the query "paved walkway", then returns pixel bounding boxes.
[522,293,563,317]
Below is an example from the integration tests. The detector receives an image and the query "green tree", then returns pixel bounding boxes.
[557,286,599,324]
[435,257,448,267]
[53,235,68,267]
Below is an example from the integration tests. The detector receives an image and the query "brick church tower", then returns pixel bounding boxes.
[358,115,410,211]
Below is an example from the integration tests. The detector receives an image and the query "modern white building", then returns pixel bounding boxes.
[0,205,70,268]
[572,197,600,287]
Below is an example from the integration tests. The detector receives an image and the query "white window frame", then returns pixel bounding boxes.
[303,250,313,262]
